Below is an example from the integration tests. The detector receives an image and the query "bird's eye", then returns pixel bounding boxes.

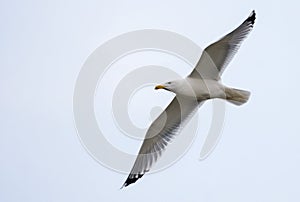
[167,82,171,84]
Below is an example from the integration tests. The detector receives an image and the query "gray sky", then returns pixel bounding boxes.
[1,0,300,201]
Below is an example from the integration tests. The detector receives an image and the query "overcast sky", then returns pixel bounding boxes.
[1,0,300,201]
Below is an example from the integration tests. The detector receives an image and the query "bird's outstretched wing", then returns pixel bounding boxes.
[121,96,201,188]
[189,10,256,80]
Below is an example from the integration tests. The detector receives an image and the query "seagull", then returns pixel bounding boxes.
[121,10,256,188]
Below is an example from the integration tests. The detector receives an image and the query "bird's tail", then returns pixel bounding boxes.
[225,88,251,106]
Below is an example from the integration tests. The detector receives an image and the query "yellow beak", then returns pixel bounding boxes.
[155,85,165,90]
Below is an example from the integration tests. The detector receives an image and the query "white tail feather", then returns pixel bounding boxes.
[225,88,250,106]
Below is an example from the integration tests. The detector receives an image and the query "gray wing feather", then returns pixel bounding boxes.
[189,10,256,80]
[122,96,201,188]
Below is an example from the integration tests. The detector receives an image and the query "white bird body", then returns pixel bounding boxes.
[165,78,225,101]
[161,77,250,105]
[121,10,256,188]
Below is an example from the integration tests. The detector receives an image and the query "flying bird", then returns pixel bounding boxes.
[121,10,256,188]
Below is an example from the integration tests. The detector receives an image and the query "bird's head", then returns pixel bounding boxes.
[154,79,197,98]
[155,80,181,93]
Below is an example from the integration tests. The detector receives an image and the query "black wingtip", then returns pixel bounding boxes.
[247,10,256,25]
[120,173,144,189]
